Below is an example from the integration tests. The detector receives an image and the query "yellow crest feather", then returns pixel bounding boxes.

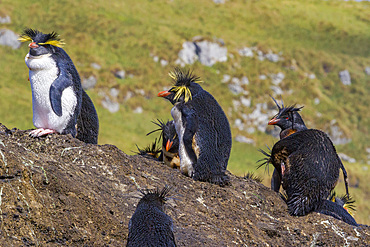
[38,40,65,48]
[173,86,192,103]
[18,36,33,42]
[168,68,202,103]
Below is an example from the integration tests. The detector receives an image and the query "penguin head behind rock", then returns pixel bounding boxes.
[158,68,202,105]
[329,191,356,217]
[19,28,64,57]
[148,119,179,153]
[268,96,307,138]
[162,120,179,153]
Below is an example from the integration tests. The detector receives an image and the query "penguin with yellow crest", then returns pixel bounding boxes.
[158,68,232,186]
[19,28,99,144]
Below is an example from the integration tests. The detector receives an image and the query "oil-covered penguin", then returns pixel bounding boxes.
[158,68,232,186]
[127,187,176,247]
[260,98,354,225]
[315,192,357,226]
[19,28,99,144]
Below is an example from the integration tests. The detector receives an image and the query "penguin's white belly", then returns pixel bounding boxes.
[26,53,77,133]
[171,106,194,177]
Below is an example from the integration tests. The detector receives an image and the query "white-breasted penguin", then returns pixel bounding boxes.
[19,28,99,144]
[158,68,232,186]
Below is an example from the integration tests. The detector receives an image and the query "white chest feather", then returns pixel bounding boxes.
[25,53,77,133]
[171,106,194,177]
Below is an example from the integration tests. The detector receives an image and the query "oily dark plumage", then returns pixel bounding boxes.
[314,199,358,226]
[261,98,352,222]
[158,68,232,186]
[147,119,180,168]
[278,190,358,226]
[269,130,344,215]
[127,187,176,247]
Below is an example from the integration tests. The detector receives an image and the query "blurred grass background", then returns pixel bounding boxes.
[0,0,369,224]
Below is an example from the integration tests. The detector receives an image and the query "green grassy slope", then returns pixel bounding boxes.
[0,0,369,224]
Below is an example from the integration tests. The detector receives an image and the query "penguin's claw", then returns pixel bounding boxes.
[29,128,57,137]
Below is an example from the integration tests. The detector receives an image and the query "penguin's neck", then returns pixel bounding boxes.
[26,53,58,92]
[279,124,307,139]
[280,129,297,139]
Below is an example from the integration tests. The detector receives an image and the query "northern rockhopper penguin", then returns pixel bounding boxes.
[158,68,232,186]
[259,98,356,225]
[126,187,176,247]
[147,119,180,168]
[19,28,99,144]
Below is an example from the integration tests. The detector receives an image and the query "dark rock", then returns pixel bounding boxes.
[0,124,368,246]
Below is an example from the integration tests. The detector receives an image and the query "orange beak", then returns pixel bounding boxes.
[165,140,173,152]
[268,118,280,125]
[158,90,171,97]
[29,42,39,48]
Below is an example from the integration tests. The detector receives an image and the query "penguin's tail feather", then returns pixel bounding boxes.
[76,90,99,144]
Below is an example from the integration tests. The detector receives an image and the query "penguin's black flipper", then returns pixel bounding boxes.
[76,90,99,144]
[49,65,73,116]
[315,199,358,226]
[182,107,198,166]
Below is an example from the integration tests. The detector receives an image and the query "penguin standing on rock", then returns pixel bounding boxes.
[19,28,99,144]
[127,186,176,247]
[259,98,357,225]
[158,68,232,186]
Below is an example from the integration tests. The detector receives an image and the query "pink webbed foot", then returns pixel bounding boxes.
[29,128,57,137]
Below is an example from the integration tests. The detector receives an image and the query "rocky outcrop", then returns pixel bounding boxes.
[0,124,368,246]
[176,40,227,67]
[81,75,98,90]
[0,29,21,49]
[339,70,351,85]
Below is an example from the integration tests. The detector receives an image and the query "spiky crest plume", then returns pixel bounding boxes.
[329,191,356,216]
[270,95,303,120]
[19,28,65,47]
[138,185,172,203]
[168,68,201,103]
[257,145,273,171]
[146,119,166,138]
[243,172,263,183]
[135,138,161,158]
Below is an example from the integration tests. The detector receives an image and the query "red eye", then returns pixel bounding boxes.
[286,117,289,120]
